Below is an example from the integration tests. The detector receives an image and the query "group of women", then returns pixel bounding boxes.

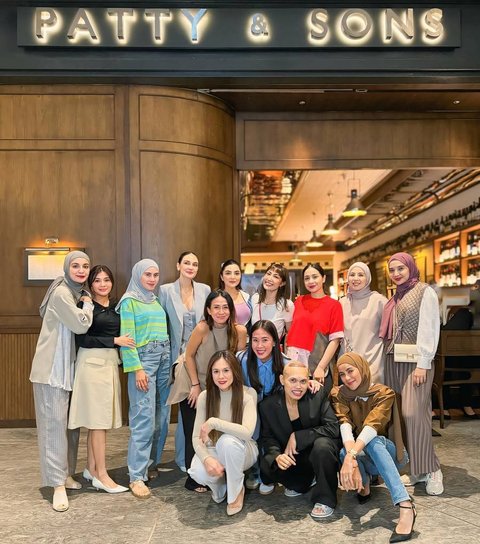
[30,249,442,542]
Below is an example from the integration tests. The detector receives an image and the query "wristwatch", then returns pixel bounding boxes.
[348,448,358,459]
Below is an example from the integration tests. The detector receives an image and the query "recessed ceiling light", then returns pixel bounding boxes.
[299,100,306,105]
[453,100,460,104]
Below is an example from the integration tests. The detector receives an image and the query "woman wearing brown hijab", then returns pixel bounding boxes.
[330,353,415,543]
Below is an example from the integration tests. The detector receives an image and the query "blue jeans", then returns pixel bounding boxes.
[174,412,186,469]
[127,339,170,481]
[340,436,410,506]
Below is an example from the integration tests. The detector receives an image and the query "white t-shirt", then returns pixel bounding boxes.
[250,292,294,339]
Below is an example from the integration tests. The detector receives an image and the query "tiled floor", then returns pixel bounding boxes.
[1,419,479,543]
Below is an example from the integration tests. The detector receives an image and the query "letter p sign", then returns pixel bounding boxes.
[35,8,59,40]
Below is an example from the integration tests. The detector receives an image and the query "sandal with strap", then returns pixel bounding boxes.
[129,480,152,499]
[390,503,417,543]
[65,476,82,490]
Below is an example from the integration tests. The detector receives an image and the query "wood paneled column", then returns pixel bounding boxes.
[128,86,237,287]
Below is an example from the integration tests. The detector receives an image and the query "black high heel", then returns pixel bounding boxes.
[463,407,479,419]
[389,503,416,543]
[356,491,371,504]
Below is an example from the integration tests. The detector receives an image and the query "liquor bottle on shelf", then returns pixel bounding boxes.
[467,232,473,255]
[467,261,480,285]
[472,232,479,256]
[439,264,461,287]
[454,238,460,258]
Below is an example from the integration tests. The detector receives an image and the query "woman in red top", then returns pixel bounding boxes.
[286,263,344,393]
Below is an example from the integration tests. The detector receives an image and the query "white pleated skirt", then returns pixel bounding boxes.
[68,347,122,430]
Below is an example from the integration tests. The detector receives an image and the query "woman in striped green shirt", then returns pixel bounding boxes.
[116,259,170,499]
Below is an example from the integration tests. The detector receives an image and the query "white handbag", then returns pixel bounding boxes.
[393,343,418,363]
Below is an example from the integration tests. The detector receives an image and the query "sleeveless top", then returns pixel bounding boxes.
[181,310,196,353]
[388,282,428,353]
[195,326,228,389]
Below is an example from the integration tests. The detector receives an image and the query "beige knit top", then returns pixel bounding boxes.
[192,386,258,463]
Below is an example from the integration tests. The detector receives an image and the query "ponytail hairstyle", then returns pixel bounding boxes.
[302,262,327,294]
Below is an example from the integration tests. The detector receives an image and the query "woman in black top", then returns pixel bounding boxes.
[68,265,135,493]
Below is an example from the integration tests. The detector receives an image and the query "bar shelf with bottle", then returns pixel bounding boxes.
[434,224,480,286]
[341,198,480,272]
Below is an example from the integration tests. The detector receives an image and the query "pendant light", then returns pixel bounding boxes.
[306,229,323,248]
[305,212,323,248]
[321,213,340,235]
[321,193,340,235]
[342,171,367,218]
[342,189,367,217]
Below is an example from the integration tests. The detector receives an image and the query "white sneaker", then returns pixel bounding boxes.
[245,475,260,490]
[311,503,334,519]
[426,469,444,495]
[400,473,427,486]
[284,488,303,497]
[259,483,275,495]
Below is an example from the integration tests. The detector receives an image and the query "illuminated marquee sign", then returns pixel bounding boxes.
[17,7,461,48]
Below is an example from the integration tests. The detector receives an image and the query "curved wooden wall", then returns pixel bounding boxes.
[0,85,236,424]
[128,87,237,288]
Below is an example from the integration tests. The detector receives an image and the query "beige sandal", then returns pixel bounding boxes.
[65,476,82,490]
[227,487,245,516]
[129,480,151,499]
[53,486,69,512]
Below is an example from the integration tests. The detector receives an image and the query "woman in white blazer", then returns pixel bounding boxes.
[155,251,211,473]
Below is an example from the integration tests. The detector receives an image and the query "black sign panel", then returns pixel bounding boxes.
[17,7,461,49]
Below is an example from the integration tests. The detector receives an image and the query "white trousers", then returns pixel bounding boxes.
[189,434,257,503]
[33,383,80,487]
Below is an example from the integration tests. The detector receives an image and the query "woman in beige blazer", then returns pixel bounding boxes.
[30,251,93,512]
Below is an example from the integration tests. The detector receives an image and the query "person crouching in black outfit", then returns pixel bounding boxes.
[259,361,341,519]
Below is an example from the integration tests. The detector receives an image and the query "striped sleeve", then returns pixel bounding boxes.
[119,298,142,373]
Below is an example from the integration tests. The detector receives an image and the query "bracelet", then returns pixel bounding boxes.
[348,448,358,459]
[191,383,200,387]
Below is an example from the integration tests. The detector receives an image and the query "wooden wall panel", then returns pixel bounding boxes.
[0,84,235,424]
[139,94,234,159]
[0,334,38,422]
[139,152,234,288]
[0,85,127,424]
[0,94,115,140]
[130,86,237,286]
[0,150,118,320]
[237,113,480,169]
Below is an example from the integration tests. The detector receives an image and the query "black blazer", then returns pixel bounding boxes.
[259,389,340,470]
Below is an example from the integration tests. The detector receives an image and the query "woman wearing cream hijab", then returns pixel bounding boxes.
[340,262,387,383]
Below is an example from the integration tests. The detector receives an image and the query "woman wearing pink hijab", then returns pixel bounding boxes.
[379,252,443,496]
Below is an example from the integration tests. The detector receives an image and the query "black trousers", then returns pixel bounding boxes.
[323,372,334,396]
[179,398,200,489]
[260,436,340,508]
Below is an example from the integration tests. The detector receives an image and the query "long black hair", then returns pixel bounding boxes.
[204,289,238,353]
[246,320,284,395]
